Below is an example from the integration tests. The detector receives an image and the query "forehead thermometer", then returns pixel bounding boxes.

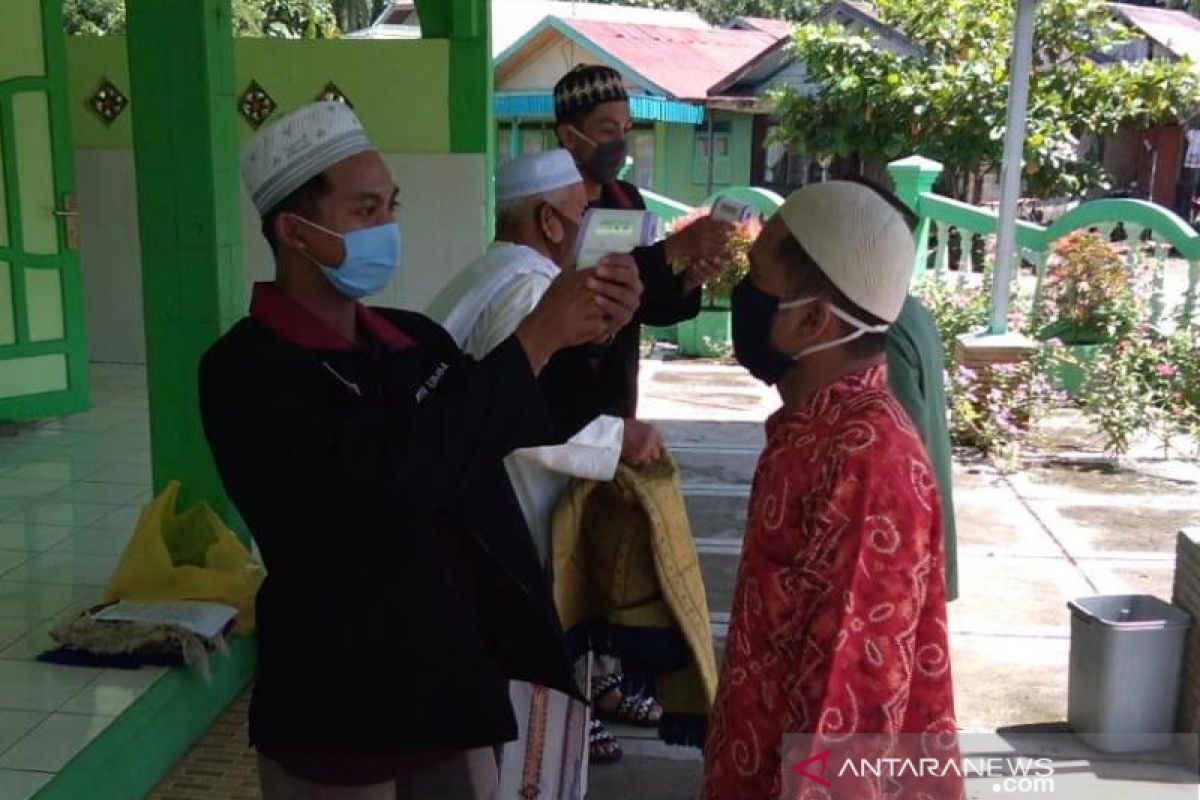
[710,195,758,224]
[573,209,659,270]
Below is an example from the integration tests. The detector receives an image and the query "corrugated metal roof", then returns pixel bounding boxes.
[348,1,710,56]
[556,19,782,100]
[1112,3,1200,63]
[495,91,705,124]
[728,17,795,38]
[493,1,709,56]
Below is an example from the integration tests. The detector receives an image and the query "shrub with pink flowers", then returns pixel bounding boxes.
[947,356,1061,465]
[1079,323,1200,457]
[920,272,1060,460]
[917,228,1197,462]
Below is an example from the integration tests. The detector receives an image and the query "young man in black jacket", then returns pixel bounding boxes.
[553,66,734,423]
[199,101,643,799]
[552,64,732,755]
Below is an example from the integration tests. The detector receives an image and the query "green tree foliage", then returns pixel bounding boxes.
[772,0,1200,199]
[62,0,126,35]
[331,0,392,33]
[62,0,342,38]
[258,0,339,38]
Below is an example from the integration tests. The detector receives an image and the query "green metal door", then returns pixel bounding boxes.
[0,0,88,421]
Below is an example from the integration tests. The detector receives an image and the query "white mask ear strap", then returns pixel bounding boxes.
[777,296,817,311]
[792,304,889,359]
[291,214,344,241]
[570,126,598,147]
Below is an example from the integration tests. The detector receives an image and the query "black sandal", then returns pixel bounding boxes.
[589,719,623,764]
[590,673,623,704]
[605,691,663,728]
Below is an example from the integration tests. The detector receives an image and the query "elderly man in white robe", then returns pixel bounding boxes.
[427,150,663,798]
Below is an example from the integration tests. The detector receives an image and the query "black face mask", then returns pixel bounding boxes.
[577,135,628,185]
[731,277,796,386]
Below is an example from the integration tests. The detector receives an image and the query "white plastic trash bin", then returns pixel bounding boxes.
[1067,594,1192,754]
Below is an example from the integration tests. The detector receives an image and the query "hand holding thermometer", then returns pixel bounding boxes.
[709,195,759,224]
[572,209,659,270]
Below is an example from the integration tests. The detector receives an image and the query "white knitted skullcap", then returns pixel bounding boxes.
[777,181,914,322]
[241,101,373,216]
[496,149,582,203]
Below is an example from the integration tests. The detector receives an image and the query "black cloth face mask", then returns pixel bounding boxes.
[571,127,628,185]
[731,277,797,386]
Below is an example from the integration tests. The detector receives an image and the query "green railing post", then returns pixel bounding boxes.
[888,156,945,281]
[933,222,949,276]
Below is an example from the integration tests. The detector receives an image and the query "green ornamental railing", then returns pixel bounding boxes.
[886,156,1200,332]
[639,155,1198,354]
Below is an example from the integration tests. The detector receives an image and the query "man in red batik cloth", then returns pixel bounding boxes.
[703,181,961,800]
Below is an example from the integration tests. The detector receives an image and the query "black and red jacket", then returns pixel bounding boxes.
[199,283,621,760]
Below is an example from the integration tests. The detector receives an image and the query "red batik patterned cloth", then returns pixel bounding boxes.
[703,365,961,800]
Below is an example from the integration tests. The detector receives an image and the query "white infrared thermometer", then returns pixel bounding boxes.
[572,209,659,270]
[710,195,758,224]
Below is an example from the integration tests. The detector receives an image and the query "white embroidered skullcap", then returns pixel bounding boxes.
[241,101,373,216]
[496,149,583,203]
[777,181,915,323]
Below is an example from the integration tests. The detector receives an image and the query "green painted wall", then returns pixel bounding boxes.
[653,110,754,207]
[236,39,450,152]
[729,111,754,194]
[67,37,452,153]
[65,36,131,148]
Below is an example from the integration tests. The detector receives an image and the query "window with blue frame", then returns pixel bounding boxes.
[693,121,732,185]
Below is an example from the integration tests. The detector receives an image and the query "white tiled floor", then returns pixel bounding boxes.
[0,365,167,798]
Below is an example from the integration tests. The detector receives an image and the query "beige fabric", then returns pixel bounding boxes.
[258,750,497,800]
[776,181,915,322]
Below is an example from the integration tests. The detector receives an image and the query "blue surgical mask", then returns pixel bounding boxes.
[294,216,402,300]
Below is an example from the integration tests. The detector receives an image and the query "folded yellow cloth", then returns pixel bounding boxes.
[551,456,717,738]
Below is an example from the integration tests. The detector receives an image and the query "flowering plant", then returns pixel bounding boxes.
[917,275,989,359]
[667,208,763,307]
[1078,323,1200,458]
[1037,232,1137,345]
[921,272,1060,465]
[945,353,1062,467]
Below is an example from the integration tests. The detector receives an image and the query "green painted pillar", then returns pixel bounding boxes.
[449,0,494,237]
[888,156,944,282]
[126,0,242,521]
[418,0,493,234]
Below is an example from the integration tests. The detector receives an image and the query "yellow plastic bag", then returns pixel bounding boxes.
[104,481,264,633]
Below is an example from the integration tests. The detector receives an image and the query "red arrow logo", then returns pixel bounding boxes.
[791,750,832,787]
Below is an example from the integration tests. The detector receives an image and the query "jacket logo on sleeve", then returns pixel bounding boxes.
[414,362,449,404]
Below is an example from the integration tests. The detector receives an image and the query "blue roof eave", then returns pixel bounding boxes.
[495,92,705,125]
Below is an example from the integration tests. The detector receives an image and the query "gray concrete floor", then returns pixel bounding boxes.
[598,358,1200,799]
